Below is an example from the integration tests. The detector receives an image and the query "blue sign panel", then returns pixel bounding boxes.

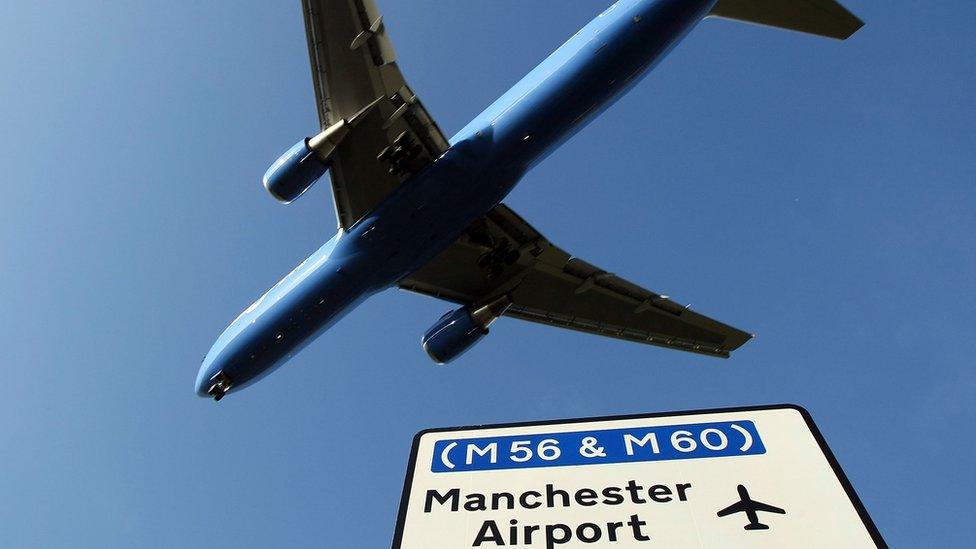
[431,420,764,473]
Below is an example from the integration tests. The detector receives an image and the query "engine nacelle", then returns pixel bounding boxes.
[422,297,512,365]
[422,308,487,365]
[262,121,349,204]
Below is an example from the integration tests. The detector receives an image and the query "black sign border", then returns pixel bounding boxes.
[392,403,886,548]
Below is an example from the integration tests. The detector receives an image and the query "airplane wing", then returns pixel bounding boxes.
[302,0,450,229]
[750,501,787,514]
[716,501,749,517]
[710,0,864,40]
[400,205,752,358]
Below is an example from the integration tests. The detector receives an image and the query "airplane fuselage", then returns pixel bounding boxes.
[196,0,718,397]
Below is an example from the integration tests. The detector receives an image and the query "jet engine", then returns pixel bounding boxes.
[422,296,512,364]
[263,120,349,203]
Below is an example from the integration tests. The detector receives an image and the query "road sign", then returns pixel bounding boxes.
[393,405,885,548]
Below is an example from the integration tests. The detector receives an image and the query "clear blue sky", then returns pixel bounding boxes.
[1,1,972,546]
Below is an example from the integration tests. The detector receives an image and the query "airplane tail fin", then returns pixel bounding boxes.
[709,0,864,40]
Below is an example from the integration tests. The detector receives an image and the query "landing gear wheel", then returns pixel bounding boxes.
[207,384,225,402]
[206,371,233,402]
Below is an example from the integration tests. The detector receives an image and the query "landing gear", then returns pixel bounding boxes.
[477,238,521,279]
[377,131,423,177]
[206,371,233,402]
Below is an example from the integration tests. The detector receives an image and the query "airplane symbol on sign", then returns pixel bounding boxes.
[717,485,787,531]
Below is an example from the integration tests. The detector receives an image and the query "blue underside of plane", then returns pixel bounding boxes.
[196,0,862,399]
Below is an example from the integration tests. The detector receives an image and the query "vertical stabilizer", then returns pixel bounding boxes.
[710,0,864,40]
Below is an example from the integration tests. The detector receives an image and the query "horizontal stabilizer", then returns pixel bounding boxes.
[710,0,864,40]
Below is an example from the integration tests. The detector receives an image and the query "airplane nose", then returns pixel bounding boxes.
[195,364,211,398]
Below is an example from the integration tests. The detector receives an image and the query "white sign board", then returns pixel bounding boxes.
[393,405,884,548]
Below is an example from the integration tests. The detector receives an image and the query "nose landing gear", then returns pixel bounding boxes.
[207,371,234,402]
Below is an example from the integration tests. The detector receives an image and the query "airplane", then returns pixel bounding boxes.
[195,0,863,400]
[717,484,787,530]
